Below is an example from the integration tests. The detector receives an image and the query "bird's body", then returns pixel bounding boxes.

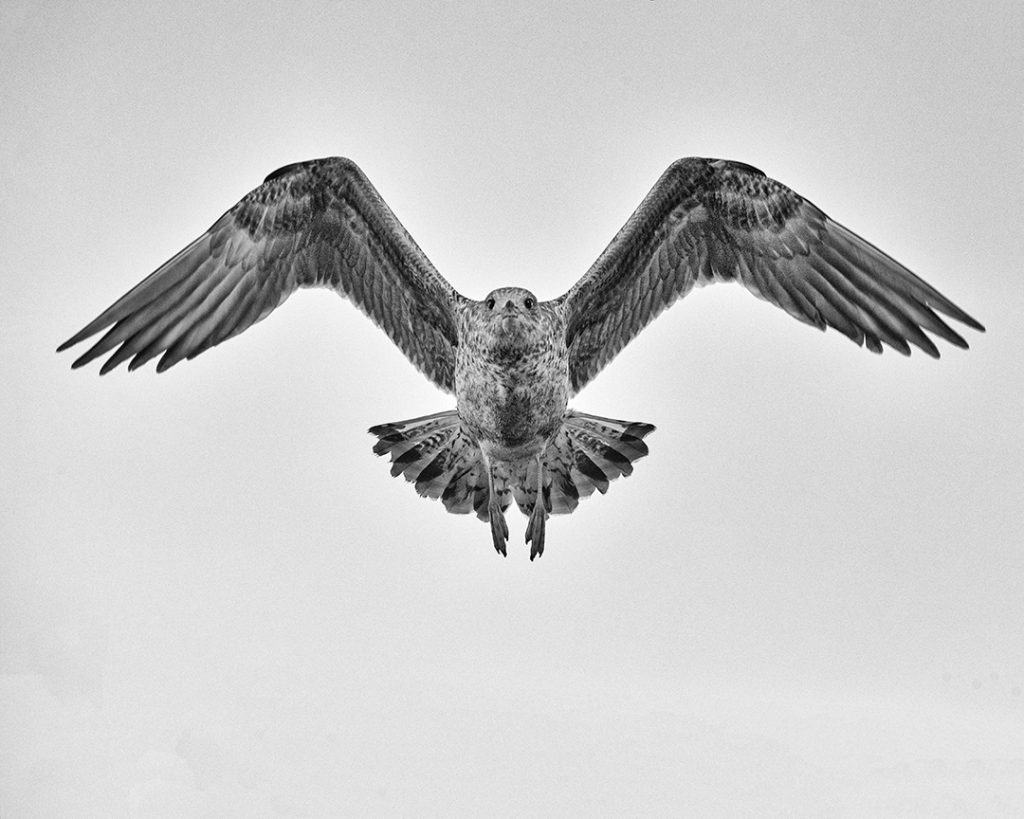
[452,289,572,555]
[372,287,643,556]
[455,289,568,461]
[60,156,984,559]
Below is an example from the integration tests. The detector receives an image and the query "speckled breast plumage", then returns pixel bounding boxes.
[454,293,569,464]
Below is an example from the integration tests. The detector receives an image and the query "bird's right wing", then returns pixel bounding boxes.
[555,158,984,394]
[59,157,463,391]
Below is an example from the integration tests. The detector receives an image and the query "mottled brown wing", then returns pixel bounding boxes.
[59,157,463,391]
[556,158,985,394]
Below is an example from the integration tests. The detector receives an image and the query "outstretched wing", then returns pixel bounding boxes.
[59,157,463,391]
[556,158,985,394]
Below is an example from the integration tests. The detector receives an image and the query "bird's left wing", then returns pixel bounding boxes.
[59,157,463,391]
[555,158,985,394]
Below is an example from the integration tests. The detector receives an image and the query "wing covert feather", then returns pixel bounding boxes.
[556,158,984,393]
[59,158,463,391]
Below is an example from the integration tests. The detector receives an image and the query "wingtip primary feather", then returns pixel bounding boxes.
[957,313,985,333]
[98,356,123,376]
[72,346,105,371]
[929,298,986,334]
[58,321,110,354]
[916,335,941,358]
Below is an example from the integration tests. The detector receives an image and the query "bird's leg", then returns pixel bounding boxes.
[526,455,548,561]
[483,454,508,557]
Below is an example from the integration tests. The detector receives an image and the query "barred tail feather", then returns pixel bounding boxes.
[509,410,655,517]
[368,410,511,521]
[369,408,654,536]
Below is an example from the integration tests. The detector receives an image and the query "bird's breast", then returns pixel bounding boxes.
[455,337,569,460]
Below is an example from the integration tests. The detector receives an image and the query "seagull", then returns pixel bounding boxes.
[59,157,984,559]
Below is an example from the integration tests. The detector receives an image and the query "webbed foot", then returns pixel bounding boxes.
[526,502,547,561]
[488,501,509,557]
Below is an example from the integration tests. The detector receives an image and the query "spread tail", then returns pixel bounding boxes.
[509,410,656,520]
[368,410,510,521]
[369,409,654,558]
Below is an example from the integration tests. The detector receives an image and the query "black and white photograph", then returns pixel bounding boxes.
[2,1,1022,814]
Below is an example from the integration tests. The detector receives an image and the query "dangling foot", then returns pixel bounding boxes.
[525,501,547,560]
[526,456,548,561]
[484,456,508,556]
[488,499,508,556]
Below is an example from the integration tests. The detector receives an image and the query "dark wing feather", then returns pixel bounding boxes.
[556,158,985,394]
[59,157,463,391]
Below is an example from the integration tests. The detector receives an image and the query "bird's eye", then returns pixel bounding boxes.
[485,298,495,310]
[524,298,535,309]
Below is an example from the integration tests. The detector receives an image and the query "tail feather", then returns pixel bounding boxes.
[509,410,655,517]
[369,410,511,520]
[369,409,655,539]
[370,410,459,457]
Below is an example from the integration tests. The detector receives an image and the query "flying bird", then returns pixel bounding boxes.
[59,157,984,559]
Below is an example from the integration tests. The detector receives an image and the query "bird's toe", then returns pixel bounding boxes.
[526,506,547,561]
[489,505,508,557]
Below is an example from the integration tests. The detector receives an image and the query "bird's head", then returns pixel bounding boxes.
[474,287,552,354]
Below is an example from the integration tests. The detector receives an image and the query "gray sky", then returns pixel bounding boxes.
[2,0,1023,813]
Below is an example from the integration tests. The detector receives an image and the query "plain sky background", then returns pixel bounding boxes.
[2,0,1023,814]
